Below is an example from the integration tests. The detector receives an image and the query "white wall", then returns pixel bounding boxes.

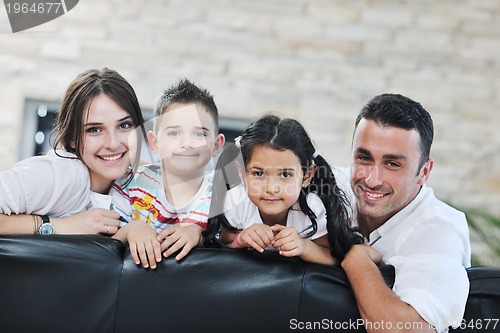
[1,0,499,216]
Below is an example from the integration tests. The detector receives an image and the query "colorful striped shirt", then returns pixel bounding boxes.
[111,164,212,232]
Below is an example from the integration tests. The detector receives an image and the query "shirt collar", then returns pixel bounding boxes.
[367,185,429,243]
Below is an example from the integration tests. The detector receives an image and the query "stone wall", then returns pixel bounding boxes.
[1,0,499,217]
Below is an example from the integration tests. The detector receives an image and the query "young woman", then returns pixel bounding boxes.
[216,114,363,265]
[0,68,145,235]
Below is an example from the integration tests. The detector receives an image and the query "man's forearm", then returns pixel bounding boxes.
[342,246,435,333]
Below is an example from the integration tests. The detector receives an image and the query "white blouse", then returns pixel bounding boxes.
[0,150,104,217]
[224,185,327,240]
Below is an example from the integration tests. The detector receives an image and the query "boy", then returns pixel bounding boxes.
[112,79,225,269]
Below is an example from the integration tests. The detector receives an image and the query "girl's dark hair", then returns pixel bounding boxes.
[203,143,244,247]
[207,114,363,260]
[52,68,146,185]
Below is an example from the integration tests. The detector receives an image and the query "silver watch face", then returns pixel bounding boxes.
[39,223,55,235]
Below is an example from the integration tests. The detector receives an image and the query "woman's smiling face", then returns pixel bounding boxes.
[78,94,135,194]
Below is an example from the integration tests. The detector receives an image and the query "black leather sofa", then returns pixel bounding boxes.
[1,235,499,333]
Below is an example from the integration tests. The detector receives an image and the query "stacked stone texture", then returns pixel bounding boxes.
[0,0,499,218]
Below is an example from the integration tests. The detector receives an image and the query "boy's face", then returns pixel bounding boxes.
[148,102,224,178]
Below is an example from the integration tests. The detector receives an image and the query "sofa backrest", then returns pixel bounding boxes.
[0,235,498,333]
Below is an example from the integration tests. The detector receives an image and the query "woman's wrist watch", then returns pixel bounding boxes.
[38,215,55,235]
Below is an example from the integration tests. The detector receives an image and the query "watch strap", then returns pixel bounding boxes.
[41,215,51,225]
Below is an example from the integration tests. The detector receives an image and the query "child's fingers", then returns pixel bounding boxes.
[270,224,285,233]
[244,231,266,251]
[254,227,274,247]
[174,243,195,261]
[136,243,150,268]
[163,237,184,258]
[144,241,158,269]
[279,238,305,257]
[129,242,141,265]
[272,227,296,248]
[244,236,265,252]
[157,226,176,242]
[158,226,180,251]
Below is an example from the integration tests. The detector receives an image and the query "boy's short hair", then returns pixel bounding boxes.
[154,79,219,132]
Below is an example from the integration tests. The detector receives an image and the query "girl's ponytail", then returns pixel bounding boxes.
[304,154,363,261]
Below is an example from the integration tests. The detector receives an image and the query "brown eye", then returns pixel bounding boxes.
[85,127,101,134]
[119,121,133,130]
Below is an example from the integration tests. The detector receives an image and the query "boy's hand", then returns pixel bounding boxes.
[271,225,305,257]
[235,224,275,252]
[125,220,162,269]
[157,224,203,261]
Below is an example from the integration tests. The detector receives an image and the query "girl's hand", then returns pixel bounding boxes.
[271,225,306,257]
[234,224,274,252]
[115,220,161,269]
[51,208,120,235]
[157,224,203,261]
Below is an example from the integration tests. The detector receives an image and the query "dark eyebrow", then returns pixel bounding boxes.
[355,147,372,157]
[383,154,407,161]
[117,115,132,122]
[355,147,407,161]
[84,115,131,127]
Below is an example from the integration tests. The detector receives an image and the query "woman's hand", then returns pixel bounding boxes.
[51,208,121,235]
[157,224,203,261]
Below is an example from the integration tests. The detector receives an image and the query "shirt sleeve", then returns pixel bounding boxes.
[223,185,253,230]
[0,153,91,217]
[389,253,469,333]
[387,218,470,333]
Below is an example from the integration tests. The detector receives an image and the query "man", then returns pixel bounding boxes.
[341,94,470,333]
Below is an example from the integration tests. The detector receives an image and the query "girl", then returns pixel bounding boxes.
[0,68,145,235]
[217,114,362,265]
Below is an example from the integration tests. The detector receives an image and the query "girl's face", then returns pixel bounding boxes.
[148,102,224,179]
[245,146,312,224]
[77,94,135,194]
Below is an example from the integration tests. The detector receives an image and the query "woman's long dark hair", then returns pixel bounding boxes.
[207,114,362,261]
